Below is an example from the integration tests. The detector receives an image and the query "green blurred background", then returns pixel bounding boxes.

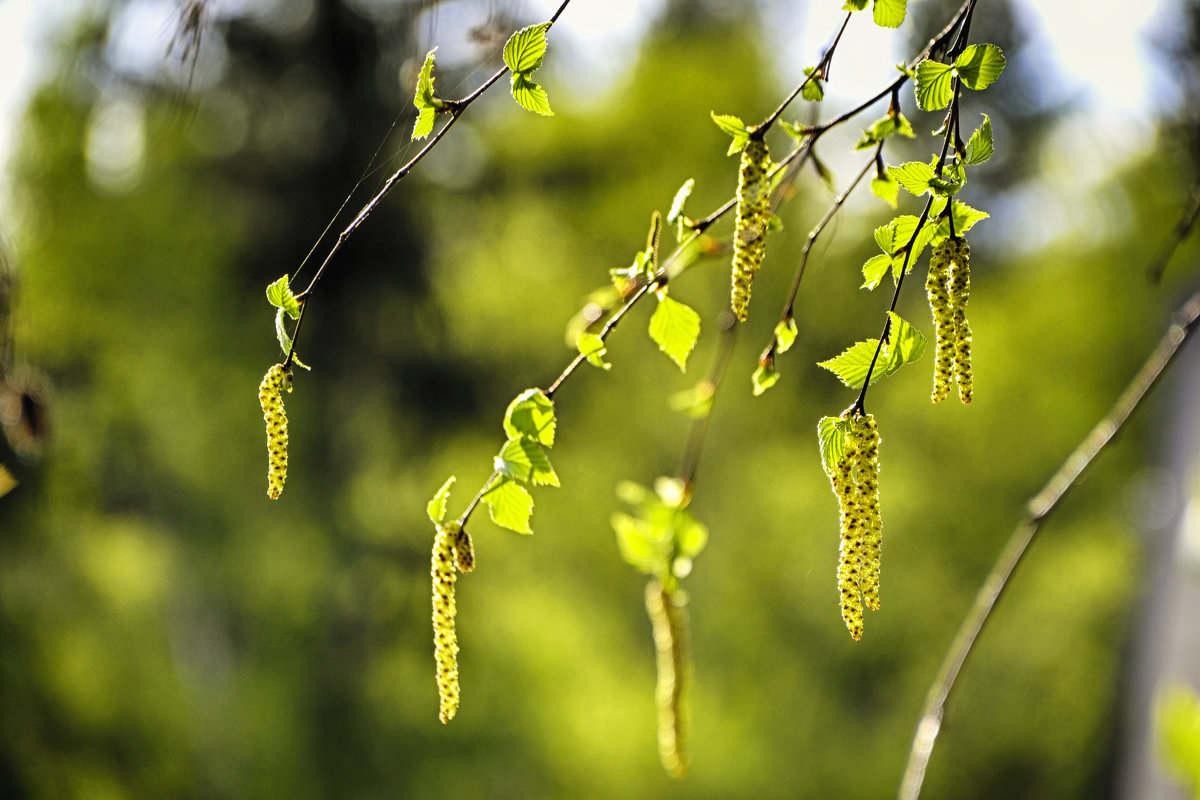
[2,0,1200,797]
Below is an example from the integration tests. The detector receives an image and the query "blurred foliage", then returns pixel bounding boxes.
[0,0,1198,798]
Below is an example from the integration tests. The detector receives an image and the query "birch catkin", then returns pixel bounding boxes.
[927,237,973,404]
[258,363,292,499]
[646,580,690,779]
[432,524,460,723]
[824,411,884,640]
[947,238,973,403]
[730,136,773,322]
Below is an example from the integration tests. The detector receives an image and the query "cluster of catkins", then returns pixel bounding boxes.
[432,521,474,723]
[926,236,973,403]
[258,363,292,499]
[730,135,773,321]
[823,410,883,641]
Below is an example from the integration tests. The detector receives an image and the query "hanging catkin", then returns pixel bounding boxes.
[646,580,690,779]
[258,363,292,499]
[926,240,955,403]
[947,238,973,403]
[730,136,773,321]
[823,410,884,640]
[432,524,460,723]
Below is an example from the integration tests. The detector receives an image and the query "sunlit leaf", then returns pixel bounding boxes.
[427,475,456,525]
[649,294,701,372]
[503,388,556,446]
[482,476,534,534]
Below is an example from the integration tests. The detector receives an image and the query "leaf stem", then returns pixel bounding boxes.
[756,11,852,134]
[897,285,1200,800]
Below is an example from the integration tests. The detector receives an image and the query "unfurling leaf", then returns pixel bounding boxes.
[577,331,612,370]
[710,112,750,156]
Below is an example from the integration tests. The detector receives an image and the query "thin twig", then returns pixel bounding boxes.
[897,285,1200,800]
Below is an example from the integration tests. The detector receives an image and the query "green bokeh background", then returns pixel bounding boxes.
[1,0,1198,798]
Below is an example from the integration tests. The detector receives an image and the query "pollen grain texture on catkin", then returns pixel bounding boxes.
[258,363,292,499]
[730,136,773,322]
[432,524,460,723]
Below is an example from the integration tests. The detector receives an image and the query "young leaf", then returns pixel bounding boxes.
[495,437,560,487]
[842,0,868,10]
[503,388,556,447]
[775,316,798,354]
[955,44,1006,92]
[427,476,456,525]
[862,253,894,290]
[510,73,553,116]
[612,512,667,575]
[817,415,850,473]
[930,198,990,242]
[888,161,936,196]
[711,112,750,156]
[871,174,900,208]
[502,22,551,74]
[266,275,301,319]
[649,294,701,372]
[818,313,927,388]
[964,114,994,165]
[802,67,825,102]
[915,59,955,111]
[272,308,311,370]
[751,362,780,396]
[872,0,907,28]
[413,108,436,141]
[481,476,534,534]
[577,331,612,370]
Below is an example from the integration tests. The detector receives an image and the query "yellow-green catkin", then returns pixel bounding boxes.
[258,363,292,499]
[432,525,460,723]
[947,238,973,403]
[825,410,885,640]
[926,240,955,403]
[730,136,773,322]
[645,580,690,779]
[826,414,865,640]
[854,414,883,612]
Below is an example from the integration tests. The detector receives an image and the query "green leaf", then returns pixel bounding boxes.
[266,275,301,319]
[955,44,1006,91]
[413,48,437,108]
[915,59,955,110]
[502,22,551,74]
[752,363,780,396]
[711,112,750,155]
[503,388,556,447]
[873,0,907,28]
[817,415,851,473]
[667,179,695,226]
[510,73,553,116]
[930,198,989,241]
[855,112,915,149]
[888,161,935,196]
[675,512,708,560]
[927,159,966,197]
[842,0,868,10]
[870,174,900,208]
[861,253,893,290]
[427,475,456,525]
[873,215,937,282]
[412,107,436,141]
[817,312,926,389]
[775,316,798,354]
[576,331,611,370]
[964,114,994,165]
[649,294,701,372]
[802,67,825,102]
[495,437,560,487]
[482,477,534,534]
[780,120,809,141]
